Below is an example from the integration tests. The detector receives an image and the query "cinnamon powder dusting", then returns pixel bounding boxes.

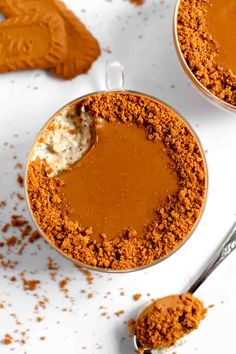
[27,92,206,270]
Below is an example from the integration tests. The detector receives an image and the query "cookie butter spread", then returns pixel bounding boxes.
[27,92,207,270]
[129,293,207,352]
[177,0,236,106]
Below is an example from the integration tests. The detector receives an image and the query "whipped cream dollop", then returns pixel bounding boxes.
[31,105,92,177]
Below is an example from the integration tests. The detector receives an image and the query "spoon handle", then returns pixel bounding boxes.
[188,221,236,294]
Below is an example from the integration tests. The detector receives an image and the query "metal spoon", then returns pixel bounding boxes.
[134,222,236,354]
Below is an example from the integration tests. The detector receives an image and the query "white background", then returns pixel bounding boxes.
[0,0,236,353]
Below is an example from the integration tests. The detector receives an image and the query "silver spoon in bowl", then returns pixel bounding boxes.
[133,222,236,354]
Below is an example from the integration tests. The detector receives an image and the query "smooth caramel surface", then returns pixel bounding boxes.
[206,0,236,72]
[59,120,179,241]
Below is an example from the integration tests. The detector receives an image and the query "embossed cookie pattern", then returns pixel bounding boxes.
[0,13,67,73]
[0,0,100,79]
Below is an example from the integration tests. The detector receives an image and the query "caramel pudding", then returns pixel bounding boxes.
[207,0,236,73]
[177,0,236,106]
[129,293,207,352]
[27,92,207,270]
[60,121,178,241]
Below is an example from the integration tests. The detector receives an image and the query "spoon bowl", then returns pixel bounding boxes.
[133,299,154,353]
[133,222,236,353]
[133,295,196,353]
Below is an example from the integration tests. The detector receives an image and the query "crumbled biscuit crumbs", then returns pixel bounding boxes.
[2,333,13,345]
[22,278,40,291]
[6,236,17,247]
[208,304,215,308]
[47,257,59,270]
[115,310,125,317]
[130,0,145,5]
[133,294,142,301]
[1,223,10,233]
[28,231,41,243]
[129,293,207,349]
[59,278,69,290]
[0,200,6,208]
[177,0,236,105]
[17,174,24,187]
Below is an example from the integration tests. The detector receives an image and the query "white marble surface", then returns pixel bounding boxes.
[0,0,236,353]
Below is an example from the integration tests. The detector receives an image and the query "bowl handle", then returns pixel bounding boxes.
[105,60,124,91]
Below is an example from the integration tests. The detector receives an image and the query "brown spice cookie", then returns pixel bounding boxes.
[0,13,67,73]
[0,0,100,79]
